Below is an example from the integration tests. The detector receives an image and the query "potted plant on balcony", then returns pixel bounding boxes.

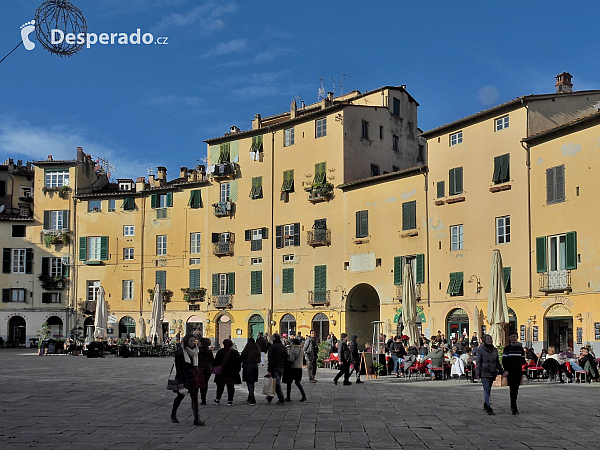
[147,288,173,304]
[58,185,71,199]
[307,182,334,200]
[181,287,207,303]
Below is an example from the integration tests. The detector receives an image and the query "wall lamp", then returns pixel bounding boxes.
[467,275,483,293]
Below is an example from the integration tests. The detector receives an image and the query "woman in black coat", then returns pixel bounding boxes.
[198,338,214,405]
[213,339,242,406]
[241,338,261,404]
[172,334,204,426]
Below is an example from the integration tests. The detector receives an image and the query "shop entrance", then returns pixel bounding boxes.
[216,314,231,348]
[248,314,264,340]
[446,308,469,341]
[545,303,573,351]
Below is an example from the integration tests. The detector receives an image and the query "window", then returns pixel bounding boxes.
[284,127,294,147]
[122,197,135,211]
[79,237,108,261]
[190,258,201,265]
[492,154,510,184]
[156,235,167,256]
[43,210,68,230]
[314,265,327,294]
[370,164,380,177]
[549,234,567,271]
[392,97,400,116]
[417,145,424,162]
[450,131,463,146]
[12,225,26,238]
[218,142,231,163]
[283,254,295,263]
[188,190,202,209]
[437,181,445,198]
[245,228,267,251]
[220,182,230,203]
[402,201,416,230]
[496,216,510,244]
[251,257,263,265]
[281,170,294,192]
[189,269,200,290]
[151,193,173,209]
[89,237,102,260]
[48,257,63,277]
[276,223,300,248]
[87,280,100,301]
[495,115,509,131]
[44,169,69,188]
[355,210,368,238]
[88,200,102,212]
[20,186,32,198]
[546,165,565,204]
[3,248,32,274]
[361,120,369,139]
[313,162,326,186]
[449,167,463,195]
[379,126,384,139]
[393,254,425,285]
[190,233,201,254]
[122,280,134,300]
[156,270,167,290]
[211,272,235,295]
[251,270,262,295]
[12,249,26,273]
[536,232,577,273]
[42,292,61,303]
[393,135,399,152]
[316,118,327,138]
[447,272,464,296]
[108,199,116,211]
[119,181,133,191]
[124,226,135,236]
[250,177,263,199]
[282,268,294,293]
[503,267,511,293]
[450,225,463,251]
[123,248,134,260]
[5,288,26,302]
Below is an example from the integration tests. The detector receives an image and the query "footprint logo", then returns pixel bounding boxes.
[20,20,36,51]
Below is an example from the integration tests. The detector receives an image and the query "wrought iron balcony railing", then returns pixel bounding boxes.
[211,295,233,309]
[307,229,331,246]
[213,241,234,256]
[211,163,237,179]
[394,284,422,302]
[308,290,330,306]
[539,270,572,293]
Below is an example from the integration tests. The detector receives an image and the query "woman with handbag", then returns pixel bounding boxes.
[241,337,261,404]
[475,334,503,415]
[171,334,205,426]
[213,339,242,406]
[285,338,307,402]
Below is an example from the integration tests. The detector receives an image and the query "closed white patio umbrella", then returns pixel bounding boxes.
[402,264,420,348]
[488,249,509,347]
[138,317,147,342]
[149,284,164,345]
[93,286,108,340]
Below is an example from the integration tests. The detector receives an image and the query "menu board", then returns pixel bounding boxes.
[576,327,583,345]
[533,326,539,342]
[520,325,525,341]
[595,323,600,340]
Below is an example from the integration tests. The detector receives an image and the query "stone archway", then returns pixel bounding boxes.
[345,283,379,345]
[46,316,64,338]
[8,316,26,345]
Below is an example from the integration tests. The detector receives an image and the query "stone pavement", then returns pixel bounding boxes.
[1,349,599,449]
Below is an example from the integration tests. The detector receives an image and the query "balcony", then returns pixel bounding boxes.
[82,300,96,315]
[212,295,233,309]
[308,290,330,306]
[539,270,572,293]
[41,229,71,247]
[306,183,334,203]
[211,163,237,180]
[213,241,234,256]
[212,201,234,217]
[395,284,422,302]
[38,275,66,291]
[307,229,331,247]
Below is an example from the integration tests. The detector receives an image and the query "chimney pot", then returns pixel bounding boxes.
[230,125,240,133]
[252,113,262,130]
[48,155,53,161]
[290,100,298,119]
[555,72,573,93]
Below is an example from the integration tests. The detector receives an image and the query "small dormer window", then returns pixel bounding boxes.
[119,182,132,191]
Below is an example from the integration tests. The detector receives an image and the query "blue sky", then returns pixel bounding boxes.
[1,1,599,180]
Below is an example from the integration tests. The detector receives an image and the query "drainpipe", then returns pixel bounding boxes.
[421,165,431,309]
[140,192,146,316]
[269,126,274,336]
[521,99,533,300]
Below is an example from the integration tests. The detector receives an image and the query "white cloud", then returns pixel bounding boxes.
[147,95,204,107]
[478,86,500,106]
[252,46,292,63]
[201,38,246,58]
[154,1,238,32]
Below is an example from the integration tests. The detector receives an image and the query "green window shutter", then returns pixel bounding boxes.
[189,269,200,289]
[251,270,262,295]
[79,237,87,261]
[251,135,263,152]
[455,167,463,194]
[437,181,445,199]
[41,257,49,277]
[503,267,511,292]
[262,228,268,239]
[492,155,502,183]
[100,236,109,260]
[219,142,231,163]
[282,170,294,192]
[245,230,251,241]
[555,165,565,202]
[227,272,235,295]
[452,272,463,295]
[275,226,283,249]
[536,236,547,273]
[313,162,326,185]
[188,190,201,208]
[150,194,157,209]
[62,210,69,230]
[402,201,416,230]
[43,211,50,229]
[2,289,10,303]
[42,293,50,303]
[3,248,11,274]
[546,168,555,204]
[355,211,360,237]
[62,260,69,277]
[314,265,327,291]
[166,192,173,207]
[447,272,456,294]
[393,256,403,285]
[293,223,300,247]
[449,169,456,196]
[416,254,425,284]
[566,231,577,270]
[500,154,510,182]
[212,274,219,295]
[156,270,166,290]
[25,249,33,274]
[361,211,369,237]
[283,268,294,293]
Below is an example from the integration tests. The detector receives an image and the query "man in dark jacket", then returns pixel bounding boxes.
[349,335,363,383]
[256,332,268,367]
[502,331,525,415]
[267,333,287,404]
[333,333,351,385]
[390,336,406,377]
[303,330,319,383]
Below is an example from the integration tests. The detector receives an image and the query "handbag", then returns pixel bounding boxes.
[262,376,276,396]
[212,349,230,376]
[167,363,178,391]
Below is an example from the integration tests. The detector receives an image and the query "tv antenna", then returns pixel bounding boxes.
[293,95,304,109]
[92,155,116,179]
[340,73,351,96]
[317,76,325,101]
[330,77,336,96]
[147,167,154,176]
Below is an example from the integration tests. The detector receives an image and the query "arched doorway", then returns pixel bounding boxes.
[508,308,517,335]
[447,308,469,340]
[248,314,264,340]
[279,314,296,336]
[544,303,573,352]
[186,315,204,337]
[8,316,26,345]
[46,316,64,338]
[312,313,329,342]
[345,284,380,346]
[119,316,136,338]
[215,314,231,347]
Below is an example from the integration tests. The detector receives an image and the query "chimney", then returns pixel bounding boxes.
[252,113,262,130]
[290,100,297,119]
[556,72,573,93]
[148,174,156,186]
[187,169,197,182]
[47,155,53,161]
[156,166,167,181]
[180,167,188,179]
[230,125,240,134]
[17,160,22,166]
[77,146,84,162]
[136,177,146,192]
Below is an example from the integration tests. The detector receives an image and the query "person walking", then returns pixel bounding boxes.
[303,329,319,383]
[241,337,261,405]
[349,335,363,384]
[267,333,287,405]
[256,332,268,367]
[475,334,502,415]
[285,338,307,402]
[213,339,242,406]
[333,333,351,385]
[198,338,214,405]
[171,334,205,426]
[502,331,526,415]
[390,336,406,377]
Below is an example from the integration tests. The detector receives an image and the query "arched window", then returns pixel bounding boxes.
[119,316,136,338]
[279,313,296,336]
[248,314,264,339]
[311,313,329,342]
[446,308,469,340]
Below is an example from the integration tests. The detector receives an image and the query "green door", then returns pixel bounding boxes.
[248,314,264,339]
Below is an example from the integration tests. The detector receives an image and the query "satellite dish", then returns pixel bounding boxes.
[0,205,4,213]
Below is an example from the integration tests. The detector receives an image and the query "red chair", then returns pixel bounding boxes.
[323,353,339,369]
[527,366,544,381]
